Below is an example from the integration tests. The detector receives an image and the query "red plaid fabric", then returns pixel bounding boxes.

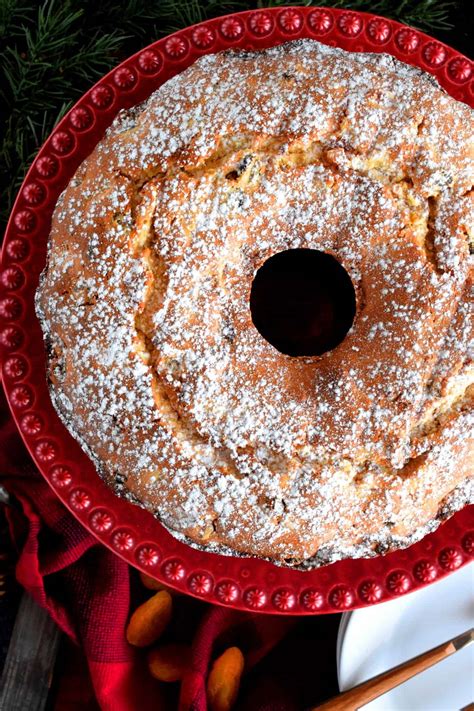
[1,392,164,710]
[0,386,339,710]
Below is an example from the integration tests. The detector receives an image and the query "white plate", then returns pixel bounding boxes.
[338,563,474,710]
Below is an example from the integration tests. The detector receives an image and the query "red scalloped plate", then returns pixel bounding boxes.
[1,7,473,614]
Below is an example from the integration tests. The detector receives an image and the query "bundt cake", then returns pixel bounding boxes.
[36,39,474,566]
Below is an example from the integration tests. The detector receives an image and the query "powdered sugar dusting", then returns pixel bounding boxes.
[36,39,474,566]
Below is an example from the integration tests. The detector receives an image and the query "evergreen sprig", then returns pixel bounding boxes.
[0,0,460,232]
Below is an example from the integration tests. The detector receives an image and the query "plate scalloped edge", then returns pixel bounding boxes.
[1,7,473,614]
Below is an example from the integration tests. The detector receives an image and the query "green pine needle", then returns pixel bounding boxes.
[0,0,461,232]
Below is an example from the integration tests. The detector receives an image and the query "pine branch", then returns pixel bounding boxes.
[0,0,129,226]
[0,0,463,233]
[0,0,33,40]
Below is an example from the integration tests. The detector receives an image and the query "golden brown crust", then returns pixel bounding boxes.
[36,40,474,565]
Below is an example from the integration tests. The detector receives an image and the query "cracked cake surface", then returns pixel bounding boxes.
[36,39,474,566]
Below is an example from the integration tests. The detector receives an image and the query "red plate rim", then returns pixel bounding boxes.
[1,7,473,614]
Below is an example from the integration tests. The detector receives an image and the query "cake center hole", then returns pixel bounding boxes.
[250,249,356,357]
